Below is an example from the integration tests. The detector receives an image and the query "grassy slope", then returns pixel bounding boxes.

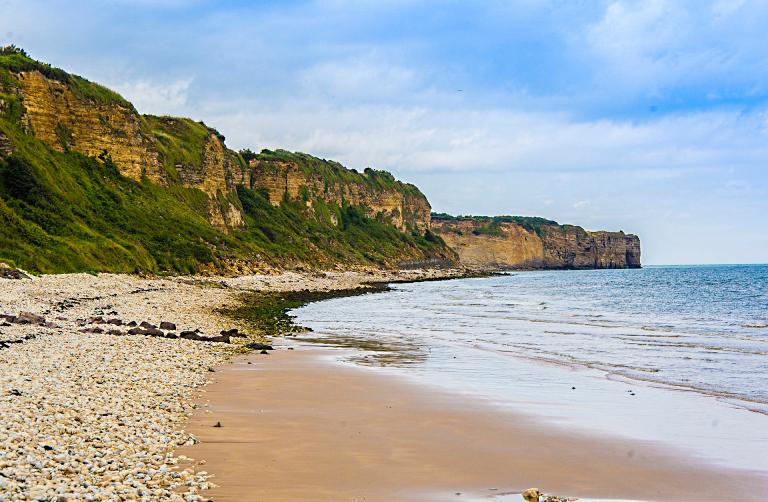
[0,49,451,274]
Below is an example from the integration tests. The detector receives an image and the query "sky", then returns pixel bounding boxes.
[2,0,767,265]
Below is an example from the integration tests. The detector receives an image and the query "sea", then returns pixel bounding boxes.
[291,264,768,472]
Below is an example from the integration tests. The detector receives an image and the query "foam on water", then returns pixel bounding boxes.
[292,265,768,472]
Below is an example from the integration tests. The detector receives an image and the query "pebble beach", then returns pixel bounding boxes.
[0,268,462,501]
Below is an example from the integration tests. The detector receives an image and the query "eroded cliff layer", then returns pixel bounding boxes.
[248,150,431,233]
[432,216,641,270]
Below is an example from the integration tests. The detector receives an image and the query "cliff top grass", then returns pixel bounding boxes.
[254,149,424,197]
[0,45,132,108]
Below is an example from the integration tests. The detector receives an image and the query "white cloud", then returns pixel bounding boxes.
[200,97,768,180]
[573,200,591,209]
[109,78,193,115]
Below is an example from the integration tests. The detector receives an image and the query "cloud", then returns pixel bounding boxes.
[573,200,591,209]
[108,78,193,115]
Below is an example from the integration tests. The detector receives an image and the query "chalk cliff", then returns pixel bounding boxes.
[432,216,641,269]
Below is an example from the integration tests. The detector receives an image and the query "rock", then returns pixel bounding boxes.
[139,321,157,329]
[143,328,165,337]
[88,316,105,324]
[17,311,46,325]
[126,320,138,327]
[44,321,60,329]
[220,328,244,337]
[245,342,274,351]
[106,318,124,325]
[180,331,205,341]
[165,333,178,339]
[260,349,269,355]
[106,329,124,336]
[213,421,222,428]
[0,265,31,280]
[522,488,541,502]
[160,321,177,331]
[127,327,146,335]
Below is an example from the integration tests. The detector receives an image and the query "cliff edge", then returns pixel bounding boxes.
[431,215,641,270]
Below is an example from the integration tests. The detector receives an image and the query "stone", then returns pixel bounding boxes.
[160,321,177,331]
[0,265,30,280]
[522,488,541,502]
[245,342,274,351]
[17,311,46,325]
[180,331,205,341]
[140,321,157,329]
[106,318,124,325]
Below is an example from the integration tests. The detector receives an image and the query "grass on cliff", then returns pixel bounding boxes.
[0,115,449,273]
[255,149,424,198]
[0,47,451,274]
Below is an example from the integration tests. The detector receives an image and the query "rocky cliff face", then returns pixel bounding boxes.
[432,217,641,270]
[12,69,243,229]
[17,70,162,182]
[248,152,431,233]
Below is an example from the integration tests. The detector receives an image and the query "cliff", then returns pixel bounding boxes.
[0,47,454,274]
[431,215,641,270]
[247,150,431,233]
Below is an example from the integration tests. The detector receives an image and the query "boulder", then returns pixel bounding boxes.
[106,318,124,325]
[143,328,165,337]
[220,328,244,337]
[17,311,46,325]
[159,321,176,330]
[522,488,541,502]
[139,321,157,329]
[0,266,30,280]
[180,331,205,341]
[245,342,274,351]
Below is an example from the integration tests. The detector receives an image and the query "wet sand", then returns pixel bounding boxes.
[178,347,767,501]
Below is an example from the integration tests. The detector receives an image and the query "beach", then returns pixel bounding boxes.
[0,269,460,501]
[2,269,766,501]
[178,347,766,502]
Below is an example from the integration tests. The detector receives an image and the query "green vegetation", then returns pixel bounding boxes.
[218,287,385,339]
[255,149,423,198]
[0,45,131,107]
[0,49,451,274]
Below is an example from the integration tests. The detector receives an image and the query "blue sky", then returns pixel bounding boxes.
[3,0,767,264]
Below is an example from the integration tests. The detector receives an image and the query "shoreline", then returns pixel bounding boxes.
[177,344,767,501]
[2,268,766,500]
[0,268,466,500]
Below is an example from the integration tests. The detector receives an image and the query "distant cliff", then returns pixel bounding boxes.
[0,47,454,273]
[431,215,641,270]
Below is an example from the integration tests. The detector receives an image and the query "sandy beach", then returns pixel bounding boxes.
[177,347,767,502]
[2,269,766,501]
[0,268,461,501]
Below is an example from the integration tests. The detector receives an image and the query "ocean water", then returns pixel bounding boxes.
[291,265,768,470]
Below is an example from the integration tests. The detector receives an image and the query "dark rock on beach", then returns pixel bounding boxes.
[160,321,177,331]
[245,342,274,351]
